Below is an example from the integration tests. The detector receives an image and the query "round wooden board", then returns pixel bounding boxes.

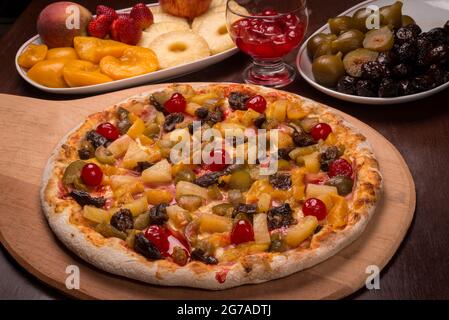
[0,83,415,300]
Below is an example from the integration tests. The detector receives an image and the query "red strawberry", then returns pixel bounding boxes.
[130,3,154,29]
[96,5,118,24]
[110,16,142,45]
[88,15,111,39]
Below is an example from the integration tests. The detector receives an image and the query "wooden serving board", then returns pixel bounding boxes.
[0,83,415,300]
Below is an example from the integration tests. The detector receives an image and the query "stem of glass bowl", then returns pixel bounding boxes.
[243,58,296,88]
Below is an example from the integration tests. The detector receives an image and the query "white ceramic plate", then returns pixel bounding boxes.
[15,4,238,95]
[297,0,449,105]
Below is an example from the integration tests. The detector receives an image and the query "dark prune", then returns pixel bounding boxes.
[395,27,415,44]
[232,203,257,219]
[378,78,399,97]
[445,21,449,34]
[134,233,162,260]
[377,51,397,66]
[110,208,134,232]
[194,171,223,187]
[397,41,418,63]
[292,130,316,147]
[133,161,153,173]
[191,248,218,265]
[444,71,449,83]
[412,75,434,92]
[78,148,92,160]
[361,61,391,82]
[253,114,266,128]
[69,190,106,208]
[86,130,108,149]
[207,107,224,125]
[356,80,378,97]
[398,79,416,96]
[320,146,339,171]
[392,63,412,79]
[267,203,293,230]
[426,64,444,87]
[423,27,447,44]
[163,112,184,132]
[117,119,132,135]
[429,44,449,65]
[278,148,293,160]
[269,173,292,190]
[149,94,168,115]
[228,92,250,110]
[336,75,357,95]
[194,107,209,119]
[148,203,169,225]
[405,23,422,37]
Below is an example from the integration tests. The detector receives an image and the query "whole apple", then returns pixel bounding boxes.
[159,0,212,19]
[37,1,92,48]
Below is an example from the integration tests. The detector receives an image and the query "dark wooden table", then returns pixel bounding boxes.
[1,0,448,300]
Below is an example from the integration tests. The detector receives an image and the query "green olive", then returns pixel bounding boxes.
[62,160,86,187]
[228,170,253,191]
[207,184,223,200]
[233,212,251,222]
[380,1,403,29]
[313,40,335,59]
[331,29,365,54]
[95,146,115,164]
[134,212,150,230]
[175,168,196,183]
[95,223,127,240]
[312,53,345,87]
[328,16,355,35]
[363,26,394,52]
[178,195,203,211]
[212,203,234,216]
[352,7,386,32]
[401,15,415,27]
[307,33,337,58]
[117,119,132,135]
[172,246,188,266]
[125,230,139,248]
[144,122,161,138]
[117,106,129,120]
[325,176,354,196]
[269,232,287,252]
[228,189,244,206]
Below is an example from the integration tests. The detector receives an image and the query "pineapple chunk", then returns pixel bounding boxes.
[291,167,307,201]
[241,109,261,127]
[107,135,133,158]
[257,193,271,212]
[185,102,201,116]
[285,216,318,248]
[276,131,294,149]
[138,134,153,146]
[324,132,337,145]
[199,214,232,233]
[146,188,173,205]
[175,181,208,199]
[189,92,218,105]
[306,184,338,198]
[303,151,320,173]
[287,101,307,120]
[142,159,172,184]
[127,102,145,114]
[266,99,287,122]
[122,196,148,216]
[316,193,334,212]
[83,206,110,223]
[110,175,140,190]
[122,140,152,169]
[327,194,349,228]
[246,179,274,203]
[126,117,145,139]
[253,213,270,244]
[220,242,269,262]
[166,205,191,228]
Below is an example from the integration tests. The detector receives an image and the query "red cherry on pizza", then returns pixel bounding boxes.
[310,123,332,141]
[206,148,229,171]
[245,95,267,113]
[328,158,353,178]
[231,219,255,245]
[81,163,103,186]
[164,93,187,113]
[96,122,120,141]
[302,198,327,220]
[144,225,170,253]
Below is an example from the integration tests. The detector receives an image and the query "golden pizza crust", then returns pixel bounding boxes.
[41,83,382,290]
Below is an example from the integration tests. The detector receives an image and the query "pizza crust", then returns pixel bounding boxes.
[40,84,382,290]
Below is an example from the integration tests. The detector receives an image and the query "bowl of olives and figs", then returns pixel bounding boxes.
[297,0,449,104]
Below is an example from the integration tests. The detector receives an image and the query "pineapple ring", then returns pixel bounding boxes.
[195,11,235,55]
[152,12,189,27]
[148,31,210,69]
[138,22,191,48]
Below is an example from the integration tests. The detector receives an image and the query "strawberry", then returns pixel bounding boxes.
[88,15,111,39]
[110,16,142,45]
[130,3,154,29]
[96,5,118,24]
